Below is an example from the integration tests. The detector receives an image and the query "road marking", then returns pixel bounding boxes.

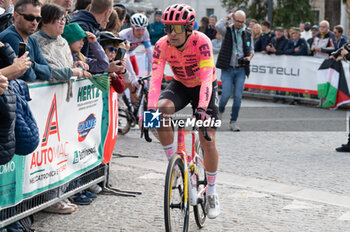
[283,200,322,210]
[231,190,269,198]
[116,158,350,209]
[138,173,164,180]
[338,212,350,221]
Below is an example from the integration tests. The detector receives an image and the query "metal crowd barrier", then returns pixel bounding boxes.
[0,164,107,228]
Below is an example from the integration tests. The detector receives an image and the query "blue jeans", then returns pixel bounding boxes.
[219,67,246,122]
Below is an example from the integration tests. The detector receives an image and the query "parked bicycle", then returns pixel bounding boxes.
[118,75,151,135]
[143,115,211,231]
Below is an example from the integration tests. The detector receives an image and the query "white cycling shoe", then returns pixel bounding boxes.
[206,193,220,219]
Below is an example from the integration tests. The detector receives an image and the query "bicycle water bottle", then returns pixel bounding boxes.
[190,172,198,205]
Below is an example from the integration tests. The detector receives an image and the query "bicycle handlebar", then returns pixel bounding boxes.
[193,113,212,142]
[138,75,151,85]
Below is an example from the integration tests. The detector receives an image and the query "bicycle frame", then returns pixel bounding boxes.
[174,127,207,207]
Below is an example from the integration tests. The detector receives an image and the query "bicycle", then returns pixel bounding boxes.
[118,75,151,135]
[144,115,211,232]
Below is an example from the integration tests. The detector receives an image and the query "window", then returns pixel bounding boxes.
[312,10,319,24]
[206,8,214,17]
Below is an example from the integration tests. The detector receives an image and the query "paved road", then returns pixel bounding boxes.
[33,99,350,231]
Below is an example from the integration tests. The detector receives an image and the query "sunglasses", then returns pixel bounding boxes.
[17,12,42,23]
[164,24,185,34]
[106,46,118,53]
[134,27,145,32]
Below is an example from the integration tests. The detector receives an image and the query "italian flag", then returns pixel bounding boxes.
[317,59,350,109]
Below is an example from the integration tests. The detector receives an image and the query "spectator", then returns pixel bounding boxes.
[70,0,113,62]
[248,19,257,30]
[0,0,14,32]
[120,13,131,30]
[99,31,127,93]
[33,4,90,81]
[255,20,275,54]
[284,28,290,39]
[53,0,73,24]
[113,3,126,31]
[252,23,262,44]
[301,21,312,41]
[284,28,308,56]
[215,10,254,131]
[307,25,319,53]
[0,0,52,82]
[212,32,222,54]
[198,16,208,33]
[73,0,91,11]
[193,20,199,30]
[205,14,217,40]
[311,20,336,59]
[62,23,109,74]
[105,9,122,35]
[299,22,304,33]
[148,10,165,45]
[334,25,347,49]
[267,27,288,55]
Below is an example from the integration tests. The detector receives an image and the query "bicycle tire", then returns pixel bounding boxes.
[118,108,131,135]
[164,155,189,232]
[193,138,207,228]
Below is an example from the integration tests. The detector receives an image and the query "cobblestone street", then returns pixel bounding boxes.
[33,99,350,231]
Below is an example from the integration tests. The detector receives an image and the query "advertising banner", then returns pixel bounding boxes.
[0,80,118,209]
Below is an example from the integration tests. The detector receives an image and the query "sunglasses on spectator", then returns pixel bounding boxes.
[106,46,118,53]
[164,24,185,34]
[17,12,42,23]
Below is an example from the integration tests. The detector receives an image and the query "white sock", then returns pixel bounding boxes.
[163,143,176,161]
[206,171,217,195]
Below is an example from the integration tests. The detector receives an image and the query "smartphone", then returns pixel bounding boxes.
[18,42,27,57]
[114,48,126,63]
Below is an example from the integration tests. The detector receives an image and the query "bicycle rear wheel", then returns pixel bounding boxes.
[193,138,207,228]
[118,108,131,135]
[164,155,189,232]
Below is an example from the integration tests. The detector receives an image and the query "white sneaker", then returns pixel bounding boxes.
[206,193,220,219]
[89,184,102,194]
[229,121,240,131]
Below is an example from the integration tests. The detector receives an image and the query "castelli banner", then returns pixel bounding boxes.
[0,79,118,209]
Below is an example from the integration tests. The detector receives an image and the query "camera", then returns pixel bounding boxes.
[238,57,250,66]
[331,43,350,59]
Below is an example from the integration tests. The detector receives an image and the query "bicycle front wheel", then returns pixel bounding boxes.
[164,155,189,232]
[193,138,207,228]
[118,108,131,135]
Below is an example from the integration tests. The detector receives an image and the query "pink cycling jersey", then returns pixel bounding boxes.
[148,31,216,110]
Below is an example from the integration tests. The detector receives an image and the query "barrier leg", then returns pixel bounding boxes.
[101,162,142,197]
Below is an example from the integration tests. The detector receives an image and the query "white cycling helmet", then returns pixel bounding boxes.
[131,13,149,28]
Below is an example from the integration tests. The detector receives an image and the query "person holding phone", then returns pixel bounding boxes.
[98,31,128,93]
[0,0,52,82]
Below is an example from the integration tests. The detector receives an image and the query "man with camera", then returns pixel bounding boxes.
[329,43,350,152]
[215,10,254,131]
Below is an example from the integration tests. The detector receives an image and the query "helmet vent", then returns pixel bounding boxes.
[169,11,174,20]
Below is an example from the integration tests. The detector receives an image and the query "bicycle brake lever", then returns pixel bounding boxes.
[201,126,212,141]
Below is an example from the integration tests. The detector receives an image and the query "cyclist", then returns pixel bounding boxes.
[119,13,153,89]
[147,4,220,219]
